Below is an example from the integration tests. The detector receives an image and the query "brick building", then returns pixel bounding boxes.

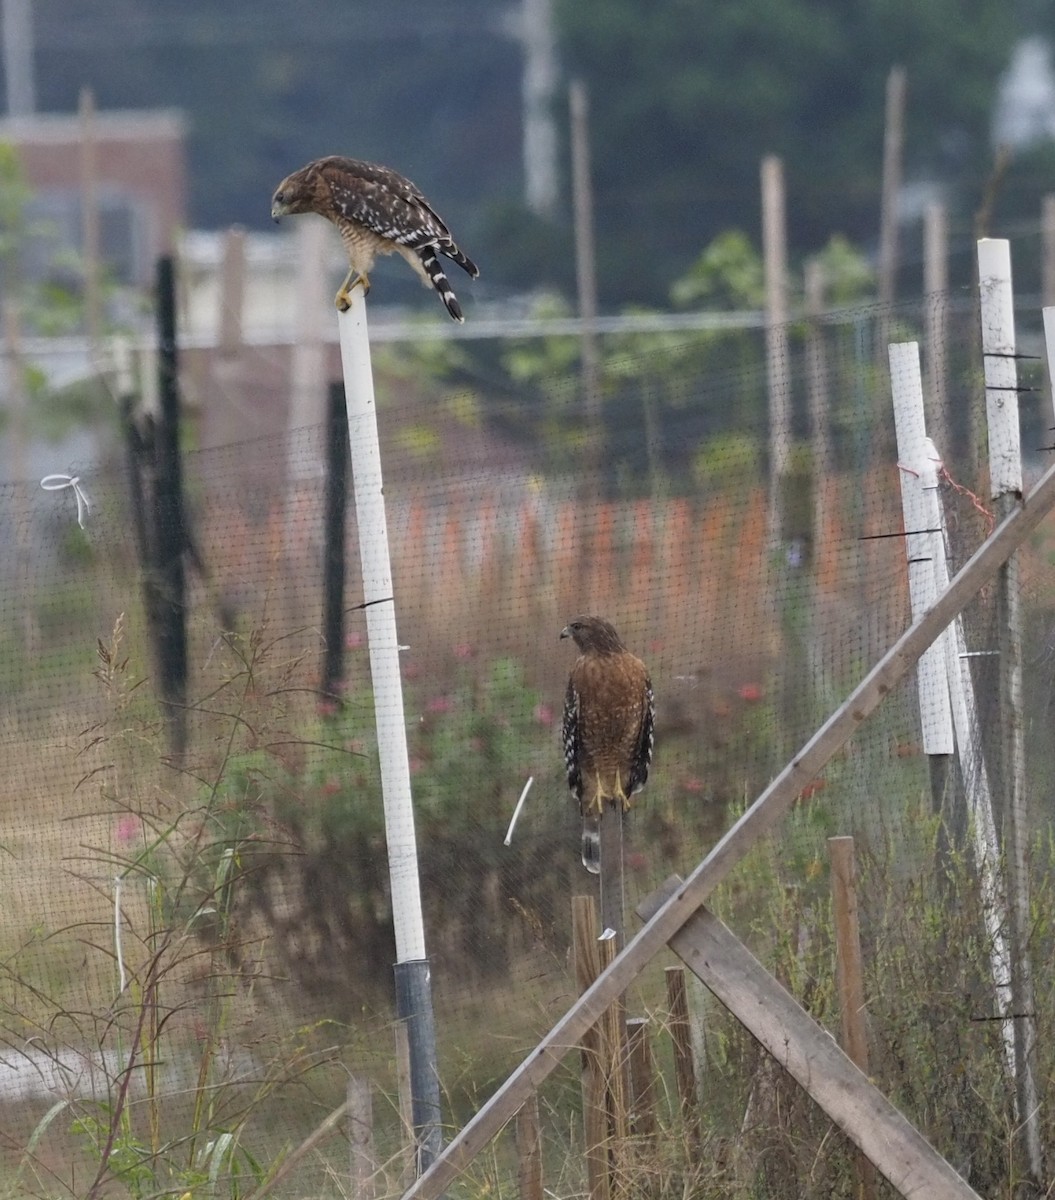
[0,107,186,287]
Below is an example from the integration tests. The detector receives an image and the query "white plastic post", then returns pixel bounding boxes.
[977,239,1022,498]
[337,284,442,1170]
[980,240,1041,1184]
[888,342,953,755]
[337,285,427,965]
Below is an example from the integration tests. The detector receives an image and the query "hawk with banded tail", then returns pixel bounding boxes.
[271,156,479,321]
[561,616,655,874]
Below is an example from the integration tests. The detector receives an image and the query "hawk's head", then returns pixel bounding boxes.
[270,167,316,222]
[560,615,626,655]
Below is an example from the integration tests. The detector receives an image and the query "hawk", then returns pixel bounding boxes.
[561,616,655,874]
[270,156,479,322]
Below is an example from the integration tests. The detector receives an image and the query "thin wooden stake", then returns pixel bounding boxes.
[923,202,951,454]
[878,66,907,309]
[570,78,602,493]
[515,1094,543,1200]
[761,153,791,549]
[394,1020,416,1188]
[347,1076,377,1200]
[625,1018,657,1140]
[79,86,102,361]
[828,836,876,1200]
[665,966,700,1149]
[573,895,610,1200]
[218,225,247,357]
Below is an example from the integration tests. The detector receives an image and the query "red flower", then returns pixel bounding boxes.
[426,695,455,714]
[681,776,704,794]
[738,682,763,703]
[453,642,474,660]
[345,631,365,649]
[533,702,554,727]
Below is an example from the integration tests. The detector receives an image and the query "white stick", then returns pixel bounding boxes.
[503,777,534,846]
[888,342,953,755]
[337,285,427,964]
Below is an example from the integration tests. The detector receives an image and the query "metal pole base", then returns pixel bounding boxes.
[394,958,443,1173]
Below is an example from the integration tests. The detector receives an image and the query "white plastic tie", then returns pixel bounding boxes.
[40,473,91,529]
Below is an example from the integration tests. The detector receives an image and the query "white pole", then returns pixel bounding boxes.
[888,342,953,755]
[337,284,440,1169]
[338,288,426,962]
[977,239,1041,1185]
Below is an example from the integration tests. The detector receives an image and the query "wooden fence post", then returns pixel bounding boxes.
[574,897,632,1197]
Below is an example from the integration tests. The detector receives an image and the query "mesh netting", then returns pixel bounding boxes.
[3,281,1055,1196]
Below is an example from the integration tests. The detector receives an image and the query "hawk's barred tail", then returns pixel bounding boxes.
[418,246,465,322]
[581,815,600,875]
[440,240,480,279]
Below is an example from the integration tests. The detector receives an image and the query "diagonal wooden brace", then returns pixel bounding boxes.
[639,879,980,1200]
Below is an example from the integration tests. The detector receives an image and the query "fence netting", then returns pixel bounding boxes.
[3,281,1055,1197]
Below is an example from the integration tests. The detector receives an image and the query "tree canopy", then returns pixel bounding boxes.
[557,0,1017,301]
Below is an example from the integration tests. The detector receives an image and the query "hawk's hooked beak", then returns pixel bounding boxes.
[560,625,571,640]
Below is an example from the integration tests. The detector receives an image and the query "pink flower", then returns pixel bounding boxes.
[533,703,554,727]
[345,631,365,649]
[426,695,455,714]
[453,643,474,660]
[115,815,140,845]
[409,757,425,775]
[738,682,763,703]
[321,776,341,796]
[681,776,704,794]
[403,661,422,681]
[317,698,339,717]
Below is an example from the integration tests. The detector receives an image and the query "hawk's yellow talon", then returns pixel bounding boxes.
[335,267,370,311]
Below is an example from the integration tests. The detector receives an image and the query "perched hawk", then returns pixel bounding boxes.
[270,156,479,322]
[561,616,655,874]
